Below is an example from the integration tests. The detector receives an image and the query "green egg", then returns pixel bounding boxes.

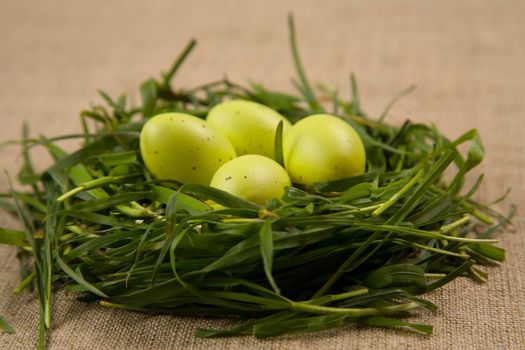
[283,114,366,186]
[210,154,291,205]
[206,100,291,159]
[140,112,236,185]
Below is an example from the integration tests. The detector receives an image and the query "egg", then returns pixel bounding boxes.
[209,154,291,205]
[140,112,236,185]
[283,114,366,185]
[206,100,292,159]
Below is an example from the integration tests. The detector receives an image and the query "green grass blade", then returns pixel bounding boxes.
[0,228,27,247]
[44,134,137,179]
[196,311,295,338]
[274,120,285,167]
[259,220,280,294]
[365,264,427,294]
[389,149,457,224]
[288,14,322,112]
[140,79,158,118]
[178,183,260,210]
[378,85,416,123]
[468,243,505,262]
[162,39,197,87]
[350,73,361,115]
[0,315,14,334]
[426,260,474,292]
[55,254,108,298]
[360,316,433,334]
[152,185,211,213]
[71,191,152,212]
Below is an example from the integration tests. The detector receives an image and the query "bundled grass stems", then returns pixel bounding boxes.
[0,16,514,348]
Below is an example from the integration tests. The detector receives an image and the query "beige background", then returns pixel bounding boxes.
[1,0,524,349]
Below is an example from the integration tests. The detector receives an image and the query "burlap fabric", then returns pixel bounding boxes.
[1,0,524,349]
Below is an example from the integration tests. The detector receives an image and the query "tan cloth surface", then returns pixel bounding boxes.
[1,0,524,349]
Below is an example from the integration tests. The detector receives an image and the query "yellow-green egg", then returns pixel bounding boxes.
[283,114,366,186]
[206,100,291,159]
[210,155,291,205]
[140,112,236,185]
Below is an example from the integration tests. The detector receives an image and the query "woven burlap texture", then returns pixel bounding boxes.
[1,0,524,349]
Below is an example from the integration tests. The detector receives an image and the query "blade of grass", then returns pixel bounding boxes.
[274,120,285,167]
[55,255,108,298]
[0,228,27,247]
[259,220,280,294]
[359,316,433,334]
[288,14,322,112]
[162,39,197,88]
[0,315,14,334]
